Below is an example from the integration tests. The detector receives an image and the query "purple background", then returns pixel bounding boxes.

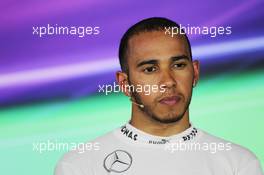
[0,0,264,106]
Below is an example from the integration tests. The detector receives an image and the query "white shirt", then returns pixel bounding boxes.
[55,122,263,175]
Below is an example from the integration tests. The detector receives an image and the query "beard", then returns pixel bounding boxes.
[128,80,193,124]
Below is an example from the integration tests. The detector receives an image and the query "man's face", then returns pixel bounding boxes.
[126,30,199,123]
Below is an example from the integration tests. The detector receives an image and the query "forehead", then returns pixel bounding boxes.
[127,30,190,63]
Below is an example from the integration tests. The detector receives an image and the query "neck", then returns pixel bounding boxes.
[130,105,190,137]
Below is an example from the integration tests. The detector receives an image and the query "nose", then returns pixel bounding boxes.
[160,70,177,89]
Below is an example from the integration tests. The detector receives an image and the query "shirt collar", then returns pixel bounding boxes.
[116,121,199,145]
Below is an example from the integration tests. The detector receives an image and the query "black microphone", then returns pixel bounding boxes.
[129,98,144,108]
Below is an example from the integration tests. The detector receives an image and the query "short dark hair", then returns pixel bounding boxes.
[118,17,192,73]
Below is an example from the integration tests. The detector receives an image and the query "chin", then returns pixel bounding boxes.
[152,113,184,124]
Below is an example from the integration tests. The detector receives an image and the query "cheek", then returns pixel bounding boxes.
[176,73,193,94]
[130,79,161,104]
[133,74,159,85]
[141,93,156,104]
[136,84,160,100]
[131,75,161,96]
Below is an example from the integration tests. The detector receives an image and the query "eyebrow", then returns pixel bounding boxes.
[136,55,189,68]
[170,55,190,62]
[136,59,158,68]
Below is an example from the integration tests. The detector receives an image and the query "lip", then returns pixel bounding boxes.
[159,95,181,106]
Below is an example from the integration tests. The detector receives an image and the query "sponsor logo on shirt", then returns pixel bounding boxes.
[148,138,170,144]
[120,125,138,141]
[103,150,132,173]
[182,128,198,141]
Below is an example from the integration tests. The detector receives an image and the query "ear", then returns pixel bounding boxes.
[116,71,131,97]
[192,60,200,87]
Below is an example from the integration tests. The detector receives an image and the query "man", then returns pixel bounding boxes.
[55,17,263,175]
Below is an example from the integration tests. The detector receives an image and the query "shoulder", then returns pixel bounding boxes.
[198,129,263,174]
[199,129,257,158]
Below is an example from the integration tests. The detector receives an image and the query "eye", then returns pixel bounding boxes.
[173,63,186,69]
[143,66,157,73]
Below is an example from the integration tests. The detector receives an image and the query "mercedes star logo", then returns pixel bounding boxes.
[103,150,132,173]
